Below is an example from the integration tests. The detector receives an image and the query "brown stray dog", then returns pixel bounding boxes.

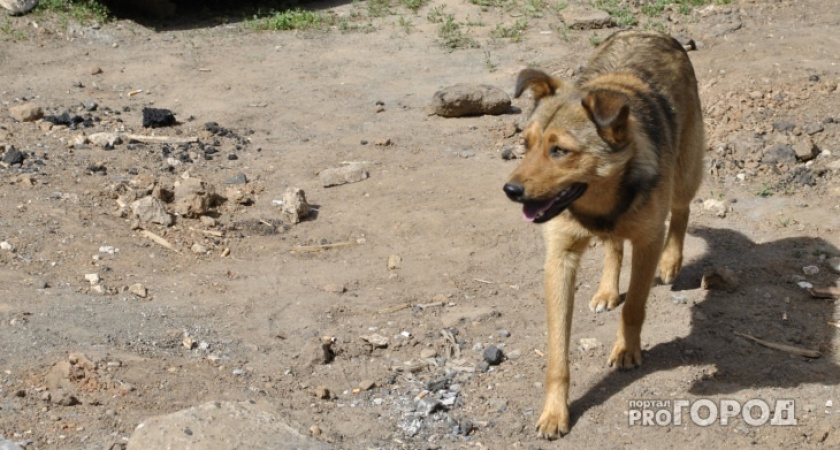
[503,30,704,438]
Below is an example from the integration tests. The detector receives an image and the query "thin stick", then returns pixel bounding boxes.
[378,303,411,314]
[291,241,354,254]
[188,227,224,237]
[827,321,840,329]
[124,134,199,145]
[734,331,821,358]
[140,230,180,253]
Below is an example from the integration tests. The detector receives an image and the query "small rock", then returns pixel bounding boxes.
[793,138,818,162]
[2,146,24,165]
[561,6,613,30]
[805,122,825,135]
[82,99,98,111]
[709,20,742,37]
[702,198,727,217]
[772,121,796,132]
[142,107,176,128]
[802,265,820,276]
[35,278,48,289]
[415,396,442,416]
[483,345,504,366]
[173,178,216,217]
[0,0,39,15]
[51,390,80,407]
[85,273,101,285]
[578,337,601,352]
[420,348,437,359]
[314,386,331,399]
[323,283,346,294]
[129,283,147,298]
[130,196,173,226]
[431,84,511,117]
[0,241,14,252]
[320,163,369,188]
[8,102,43,122]
[225,173,248,185]
[281,187,312,224]
[199,215,216,227]
[387,254,401,270]
[191,243,208,254]
[90,66,103,75]
[374,138,391,146]
[499,330,511,338]
[761,144,796,165]
[89,132,122,148]
[359,380,375,391]
[360,334,389,348]
[826,257,840,274]
[307,339,335,366]
[701,266,739,292]
[476,361,490,372]
[309,425,322,437]
[500,146,519,160]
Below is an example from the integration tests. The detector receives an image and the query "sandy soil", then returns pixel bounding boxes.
[1,0,840,448]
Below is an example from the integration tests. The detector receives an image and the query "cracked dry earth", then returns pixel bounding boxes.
[1,0,840,448]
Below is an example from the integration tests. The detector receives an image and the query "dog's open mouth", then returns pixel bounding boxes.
[522,183,587,223]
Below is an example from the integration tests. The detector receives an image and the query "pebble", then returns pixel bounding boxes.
[483,345,504,366]
[578,337,601,352]
[374,138,391,146]
[309,425,322,436]
[8,103,43,122]
[84,273,101,285]
[826,257,840,274]
[129,283,148,298]
[34,278,48,289]
[323,283,346,294]
[415,396,442,416]
[701,266,739,292]
[359,380,376,391]
[320,163,369,188]
[1,147,24,165]
[802,266,819,276]
[671,294,689,304]
[82,99,98,111]
[90,66,103,75]
[431,84,511,117]
[797,281,814,289]
[280,187,311,224]
[498,330,510,338]
[387,254,401,270]
[0,241,14,252]
[191,243,208,254]
[225,173,248,185]
[420,348,437,359]
[805,122,824,135]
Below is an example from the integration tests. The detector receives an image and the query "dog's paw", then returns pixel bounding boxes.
[536,403,570,439]
[589,291,621,313]
[608,339,642,369]
[658,253,682,285]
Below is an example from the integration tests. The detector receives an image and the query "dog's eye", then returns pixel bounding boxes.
[549,146,570,158]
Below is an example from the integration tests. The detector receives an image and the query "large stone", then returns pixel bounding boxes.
[127,401,334,450]
[130,196,173,226]
[562,7,613,30]
[0,0,38,15]
[8,102,43,122]
[793,138,818,162]
[431,84,511,117]
[173,178,215,217]
[320,163,369,188]
[761,144,796,165]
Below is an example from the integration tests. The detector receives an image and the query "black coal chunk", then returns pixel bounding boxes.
[142,107,177,128]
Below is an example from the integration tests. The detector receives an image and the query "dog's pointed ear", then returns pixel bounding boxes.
[514,69,564,102]
[582,90,630,149]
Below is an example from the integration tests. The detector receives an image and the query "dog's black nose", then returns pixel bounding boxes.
[503,183,525,201]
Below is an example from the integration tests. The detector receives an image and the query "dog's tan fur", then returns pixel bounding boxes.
[504,31,704,438]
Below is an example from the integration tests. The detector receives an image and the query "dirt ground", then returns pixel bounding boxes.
[1,0,840,448]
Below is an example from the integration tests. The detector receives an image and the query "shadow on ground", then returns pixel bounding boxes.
[570,225,839,427]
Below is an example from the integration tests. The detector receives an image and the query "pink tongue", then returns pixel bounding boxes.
[522,201,552,221]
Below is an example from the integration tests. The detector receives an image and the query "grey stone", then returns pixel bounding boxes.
[728,133,764,156]
[673,34,696,51]
[0,0,38,15]
[772,121,795,132]
[2,146,24,165]
[281,187,312,224]
[320,163,369,187]
[89,132,122,148]
[8,102,42,121]
[0,434,27,450]
[415,396,442,416]
[562,6,613,30]
[761,144,796,165]
[82,99,98,111]
[805,122,824,135]
[127,401,335,450]
[483,345,504,366]
[431,84,511,117]
[225,173,248,185]
[709,20,742,37]
[130,196,173,226]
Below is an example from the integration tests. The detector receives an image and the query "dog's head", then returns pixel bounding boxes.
[503,69,636,224]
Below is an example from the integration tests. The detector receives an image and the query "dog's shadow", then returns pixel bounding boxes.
[570,225,840,427]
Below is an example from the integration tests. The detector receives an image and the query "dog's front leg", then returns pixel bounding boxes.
[608,229,665,368]
[537,231,590,439]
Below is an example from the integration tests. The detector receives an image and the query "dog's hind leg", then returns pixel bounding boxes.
[538,229,590,439]
[589,236,623,312]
